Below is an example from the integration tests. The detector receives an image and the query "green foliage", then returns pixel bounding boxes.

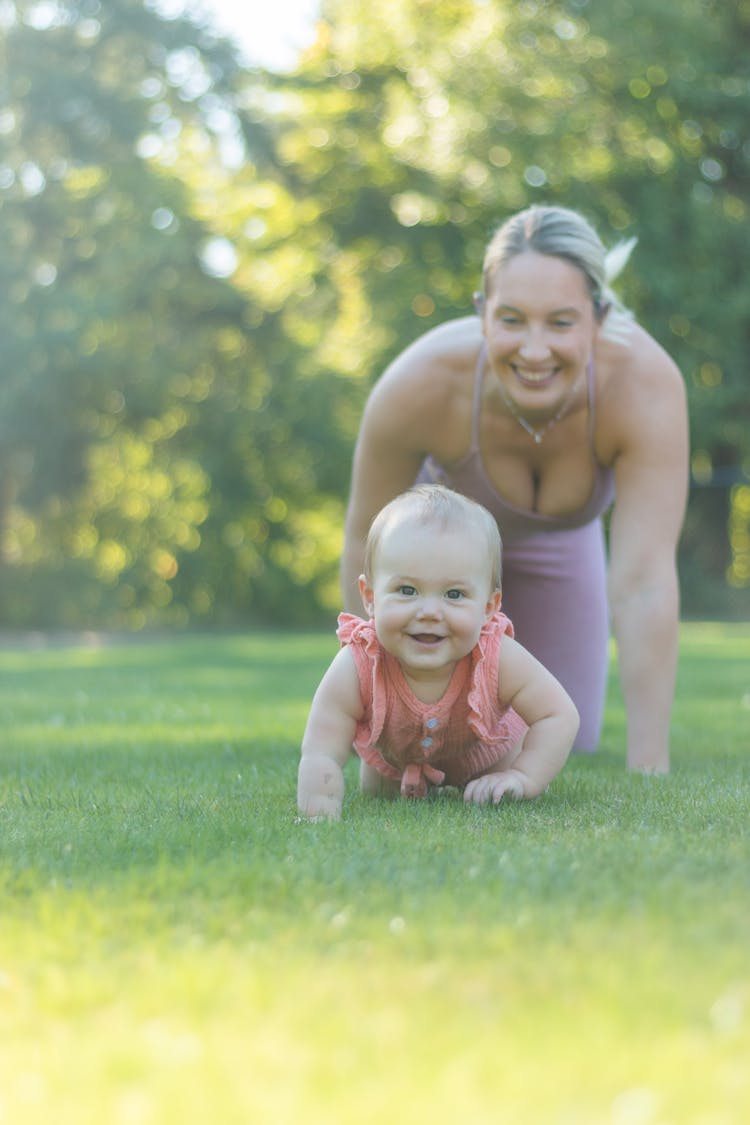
[1,0,749,625]
[0,0,353,627]
[0,625,748,1121]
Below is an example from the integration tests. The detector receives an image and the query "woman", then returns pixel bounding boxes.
[341,205,688,772]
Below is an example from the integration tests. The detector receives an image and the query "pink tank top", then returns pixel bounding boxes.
[337,611,528,797]
[418,348,615,542]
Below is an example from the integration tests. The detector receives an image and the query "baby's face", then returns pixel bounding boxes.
[359,520,499,678]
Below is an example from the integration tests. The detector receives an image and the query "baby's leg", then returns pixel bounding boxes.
[359,760,401,799]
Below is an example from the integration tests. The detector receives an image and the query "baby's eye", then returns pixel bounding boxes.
[552,318,574,329]
[499,314,522,326]
[397,584,417,596]
[445,588,465,600]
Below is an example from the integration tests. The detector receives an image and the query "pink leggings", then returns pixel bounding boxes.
[500,521,610,752]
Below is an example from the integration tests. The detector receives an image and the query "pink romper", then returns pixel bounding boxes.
[337,611,529,799]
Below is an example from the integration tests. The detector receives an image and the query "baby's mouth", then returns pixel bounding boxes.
[409,633,444,645]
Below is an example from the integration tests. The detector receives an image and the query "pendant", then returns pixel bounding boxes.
[499,372,584,446]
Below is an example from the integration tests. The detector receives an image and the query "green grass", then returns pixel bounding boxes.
[0,623,748,1125]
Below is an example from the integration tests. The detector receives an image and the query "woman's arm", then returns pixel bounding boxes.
[297,648,364,820]
[341,320,479,611]
[465,636,580,804]
[605,342,689,773]
[341,374,427,611]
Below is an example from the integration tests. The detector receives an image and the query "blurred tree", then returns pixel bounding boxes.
[1,0,237,624]
[0,0,353,626]
[1,0,748,627]
[578,0,750,602]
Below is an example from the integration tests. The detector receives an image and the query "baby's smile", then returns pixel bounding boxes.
[409,632,445,645]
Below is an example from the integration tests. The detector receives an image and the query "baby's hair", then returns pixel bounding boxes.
[481,204,636,343]
[364,485,502,590]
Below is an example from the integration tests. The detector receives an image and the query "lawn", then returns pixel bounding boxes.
[0,623,748,1125]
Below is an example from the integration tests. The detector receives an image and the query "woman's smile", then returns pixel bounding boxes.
[511,363,561,389]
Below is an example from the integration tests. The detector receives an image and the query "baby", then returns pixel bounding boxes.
[297,485,579,819]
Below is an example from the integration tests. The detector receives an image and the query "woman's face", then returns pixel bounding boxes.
[481,250,598,409]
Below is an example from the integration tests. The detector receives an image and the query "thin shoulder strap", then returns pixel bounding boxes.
[470,345,487,452]
[586,358,596,445]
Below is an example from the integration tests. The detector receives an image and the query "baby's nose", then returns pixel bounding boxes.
[416,597,441,618]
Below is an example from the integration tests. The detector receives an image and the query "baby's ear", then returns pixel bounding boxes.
[358,574,375,618]
[485,588,502,620]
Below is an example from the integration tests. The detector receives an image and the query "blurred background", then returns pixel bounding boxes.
[1,0,748,630]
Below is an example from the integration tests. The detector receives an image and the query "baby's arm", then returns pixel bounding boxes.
[464,635,579,805]
[297,647,363,820]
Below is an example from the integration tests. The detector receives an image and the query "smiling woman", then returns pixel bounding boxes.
[477,252,595,445]
[341,204,689,773]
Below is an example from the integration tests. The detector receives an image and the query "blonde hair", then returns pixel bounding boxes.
[482,204,636,343]
[364,485,502,590]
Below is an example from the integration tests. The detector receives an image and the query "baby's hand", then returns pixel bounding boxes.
[463,770,526,806]
[297,755,344,821]
[296,794,342,821]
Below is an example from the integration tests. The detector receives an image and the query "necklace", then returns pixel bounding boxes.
[496,375,583,444]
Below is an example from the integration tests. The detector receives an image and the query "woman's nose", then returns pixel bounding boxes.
[518,326,551,360]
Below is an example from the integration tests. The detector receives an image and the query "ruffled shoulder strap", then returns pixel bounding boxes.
[336,611,376,647]
[485,609,514,642]
[466,611,521,744]
[336,613,387,747]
